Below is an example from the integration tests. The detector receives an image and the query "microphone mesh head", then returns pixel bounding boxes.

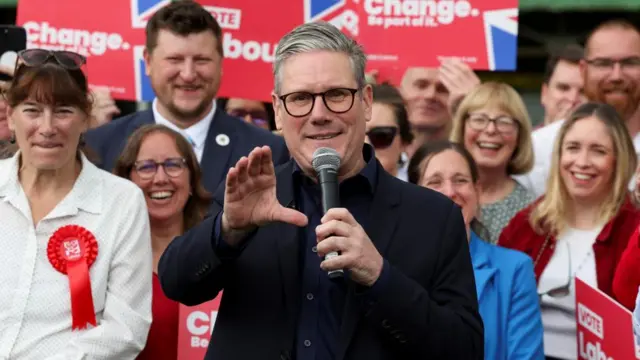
[312,147,341,173]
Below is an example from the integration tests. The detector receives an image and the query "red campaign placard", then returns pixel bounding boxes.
[574,278,640,360]
[177,292,222,360]
[16,0,518,103]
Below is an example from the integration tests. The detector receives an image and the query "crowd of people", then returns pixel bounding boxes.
[1,0,640,359]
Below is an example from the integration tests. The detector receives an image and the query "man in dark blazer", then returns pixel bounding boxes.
[84,107,288,193]
[158,22,483,360]
[84,1,288,192]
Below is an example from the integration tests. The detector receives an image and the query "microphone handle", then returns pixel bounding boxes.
[318,168,344,279]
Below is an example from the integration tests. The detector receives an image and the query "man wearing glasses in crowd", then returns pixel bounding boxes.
[516,19,640,198]
[84,1,288,193]
[158,21,482,360]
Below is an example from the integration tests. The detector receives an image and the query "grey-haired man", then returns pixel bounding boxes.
[159,21,483,360]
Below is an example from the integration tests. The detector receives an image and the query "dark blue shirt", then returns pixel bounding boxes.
[212,145,391,360]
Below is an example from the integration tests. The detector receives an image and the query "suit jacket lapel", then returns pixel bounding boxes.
[337,169,402,360]
[273,161,302,354]
[200,110,236,192]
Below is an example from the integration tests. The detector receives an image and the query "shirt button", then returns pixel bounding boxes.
[306,293,314,300]
[304,340,311,347]
[312,246,317,253]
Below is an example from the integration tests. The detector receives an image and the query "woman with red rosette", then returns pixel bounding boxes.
[498,103,640,360]
[0,49,152,359]
[113,124,211,359]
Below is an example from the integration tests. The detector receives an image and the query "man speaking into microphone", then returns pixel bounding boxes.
[158,21,483,360]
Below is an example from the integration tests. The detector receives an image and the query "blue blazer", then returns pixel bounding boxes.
[469,231,544,360]
[84,108,289,193]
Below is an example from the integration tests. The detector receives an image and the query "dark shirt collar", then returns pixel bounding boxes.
[292,143,378,193]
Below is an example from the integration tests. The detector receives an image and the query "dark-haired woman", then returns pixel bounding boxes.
[0,50,152,358]
[113,124,212,359]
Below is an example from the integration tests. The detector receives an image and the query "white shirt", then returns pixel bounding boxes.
[513,120,640,198]
[152,98,217,163]
[538,226,602,359]
[0,152,153,360]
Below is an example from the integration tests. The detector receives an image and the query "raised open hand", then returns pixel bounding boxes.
[221,146,308,239]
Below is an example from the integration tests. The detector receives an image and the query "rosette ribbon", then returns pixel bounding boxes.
[47,225,99,330]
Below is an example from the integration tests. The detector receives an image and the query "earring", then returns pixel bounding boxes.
[9,132,15,144]
[79,133,85,146]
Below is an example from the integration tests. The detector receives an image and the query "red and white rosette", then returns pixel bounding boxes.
[47,225,99,330]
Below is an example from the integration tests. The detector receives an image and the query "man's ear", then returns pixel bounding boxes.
[272,92,283,131]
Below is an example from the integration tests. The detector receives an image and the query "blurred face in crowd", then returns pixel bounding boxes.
[226,98,270,130]
[400,67,450,130]
[366,102,403,175]
[419,149,478,229]
[130,131,191,223]
[8,101,87,171]
[559,116,615,205]
[144,29,222,126]
[0,99,9,140]
[463,106,519,173]
[541,60,586,122]
[582,27,640,121]
[273,51,372,177]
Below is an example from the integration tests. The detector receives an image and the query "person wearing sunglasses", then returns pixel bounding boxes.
[408,140,543,360]
[0,49,152,358]
[113,124,211,360]
[222,97,275,131]
[367,83,413,180]
[499,103,640,360]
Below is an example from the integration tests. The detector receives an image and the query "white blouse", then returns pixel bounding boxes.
[0,152,153,359]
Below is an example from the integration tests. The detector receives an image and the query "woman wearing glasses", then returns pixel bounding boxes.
[113,124,211,359]
[408,140,544,360]
[366,83,413,180]
[0,49,152,358]
[449,82,535,244]
[499,103,640,360]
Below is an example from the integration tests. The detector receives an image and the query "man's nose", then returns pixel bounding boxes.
[179,60,197,82]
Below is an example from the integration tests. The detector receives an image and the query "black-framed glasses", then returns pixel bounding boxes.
[466,113,519,134]
[227,108,269,127]
[538,241,571,299]
[133,158,187,180]
[17,49,86,70]
[279,88,359,117]
[585,57,640,73]
[366,126,398,149]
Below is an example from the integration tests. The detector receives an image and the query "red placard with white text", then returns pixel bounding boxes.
[177,293,222,360]
[575,278,640,360]
[16,0,518,102]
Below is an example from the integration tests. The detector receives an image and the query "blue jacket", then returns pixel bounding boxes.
[470,231,544,360]
[634,287,640,345]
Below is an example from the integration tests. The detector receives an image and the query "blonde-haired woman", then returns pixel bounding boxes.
[499,102,640,360]
[450,81,535,243]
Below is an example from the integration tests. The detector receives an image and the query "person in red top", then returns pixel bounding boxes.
[113,124,212,359]
[613,226,640,310]
[498,102,640,360]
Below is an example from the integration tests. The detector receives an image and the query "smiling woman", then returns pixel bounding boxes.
[112,123,211,360]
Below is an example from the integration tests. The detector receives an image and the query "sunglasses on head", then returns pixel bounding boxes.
[366,126,398,149]
[17,49,86,70]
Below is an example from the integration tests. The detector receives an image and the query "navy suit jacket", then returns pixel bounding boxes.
[158,158,484,360]
[84,108,289,192]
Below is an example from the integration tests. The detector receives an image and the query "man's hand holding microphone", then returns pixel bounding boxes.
[220,146,384,287]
